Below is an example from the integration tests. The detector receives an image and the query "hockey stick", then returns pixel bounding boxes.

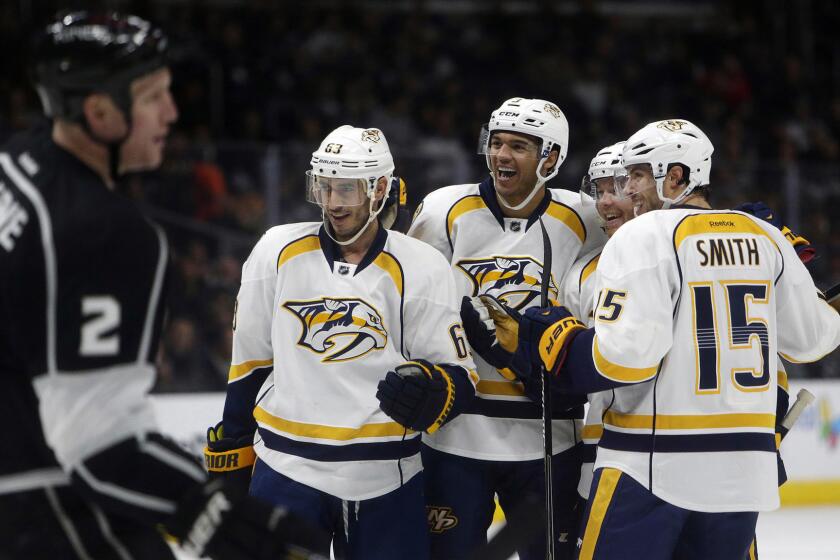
[778,388,816,440]
[825,282,840,312]
[538,217,555,560]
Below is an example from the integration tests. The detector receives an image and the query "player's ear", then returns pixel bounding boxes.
[667,164,685,186]
[540,149,559,175]
[374,176,388,202]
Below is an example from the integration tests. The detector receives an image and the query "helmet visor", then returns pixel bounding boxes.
[306,171,368,207]
[580,170,630,203]
[477,124,541,159]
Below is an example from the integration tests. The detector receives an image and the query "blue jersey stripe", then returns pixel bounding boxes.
[465,397,584,420]
[258,428,421,462]
[599,429,775,454]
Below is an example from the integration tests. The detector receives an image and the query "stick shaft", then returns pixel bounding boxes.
[538,218,554,559]
[780,388,816,435]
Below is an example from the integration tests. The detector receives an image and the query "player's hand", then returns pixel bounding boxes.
[376,359,455,434]
[517,305,586,373]
[479,295,522,353]
[167,478,328,560]
[204,422,255,491]
[460,296,514,372]
[735,201,816,264]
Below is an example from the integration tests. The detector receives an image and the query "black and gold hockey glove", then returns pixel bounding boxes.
[483,295,586,375]
[377,359,463,434]
[204,422,255,492]
[167,478,328,560]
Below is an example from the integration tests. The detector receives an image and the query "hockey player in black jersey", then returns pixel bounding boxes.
[0,11,321,560]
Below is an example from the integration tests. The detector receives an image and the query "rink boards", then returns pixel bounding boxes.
[151,379,840,507]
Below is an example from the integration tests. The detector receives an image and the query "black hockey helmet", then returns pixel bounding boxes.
[32,11,169,122]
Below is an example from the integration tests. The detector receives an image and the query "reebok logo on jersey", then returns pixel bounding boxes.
[427,506,459,533]
[457,256,558,310]
[283,297,387,362]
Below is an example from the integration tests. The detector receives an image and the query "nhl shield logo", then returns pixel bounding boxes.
[361,129,382,143]
[656,120,687,132]
[283,298,387,362]
[456,256,558,310]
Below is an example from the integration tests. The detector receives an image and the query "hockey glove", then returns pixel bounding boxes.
[204,422,255,492]
[735,201,816,264]
[460,296,516,378]
[377,360,458,434]
[167,478,328,560]
[516,305,586,374]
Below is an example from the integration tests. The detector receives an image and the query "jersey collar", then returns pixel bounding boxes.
[318,222,388,274]
[478,176,552,230]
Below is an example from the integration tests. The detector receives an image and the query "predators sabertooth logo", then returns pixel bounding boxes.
[427,506,459,534]
[544,103,562,119]
[656,119,688,132]
[283,298,387,362]
[457,256,558,310]
[361,129,382,143]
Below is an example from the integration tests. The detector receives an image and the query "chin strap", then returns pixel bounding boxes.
[321,188,386,247]
[495,174,546,211]
[492,143,558,212]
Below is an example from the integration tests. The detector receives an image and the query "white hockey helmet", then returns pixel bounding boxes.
[307,125,395,245]
[622,119,714,207]
[581,141,628,203]
[478,97,569,210]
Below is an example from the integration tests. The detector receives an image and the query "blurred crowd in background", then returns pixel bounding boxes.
[2,0,839,391]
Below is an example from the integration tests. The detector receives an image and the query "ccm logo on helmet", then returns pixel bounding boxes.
[497,111,520,117]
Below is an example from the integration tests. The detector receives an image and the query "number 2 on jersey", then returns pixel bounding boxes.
[690,281,771,394]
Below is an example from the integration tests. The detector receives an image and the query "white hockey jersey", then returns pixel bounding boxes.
[230,223,476,501]
[561,248,610,498]
[584,208,840,512]
[409,179,606,460]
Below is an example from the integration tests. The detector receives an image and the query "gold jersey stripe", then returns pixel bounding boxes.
[372,251,404,295]
[254,406,414,441]
[228,358,273,382]
[777,368,789,392]
[546,201,586,243]
[580,252,601,287]
[593,336,659,383]
[277,235,320,270]
[446,196,486,239]
[673,213,777,251]
[603,410,776,430]
[581,424,604,440]
[476,380,526,397]
[579,467,622,559]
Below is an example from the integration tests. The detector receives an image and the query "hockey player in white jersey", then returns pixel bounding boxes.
[207,125,477,559]
[484,119,840,559]
[563,141,633,505]
[409,97,606,559]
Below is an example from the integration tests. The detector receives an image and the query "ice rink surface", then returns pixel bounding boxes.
[753,506,840,560]
[173,506,840,559]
